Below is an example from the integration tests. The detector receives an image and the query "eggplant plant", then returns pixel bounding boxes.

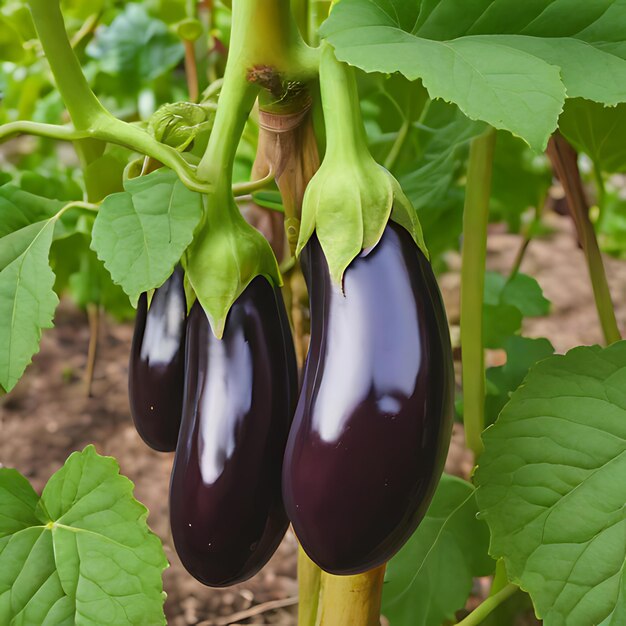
[0,1,625,625]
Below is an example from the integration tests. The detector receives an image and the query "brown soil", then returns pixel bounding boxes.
[1,213,619,625]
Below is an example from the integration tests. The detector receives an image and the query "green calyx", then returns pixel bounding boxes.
[186,187,281,339]
[296,42,427,284]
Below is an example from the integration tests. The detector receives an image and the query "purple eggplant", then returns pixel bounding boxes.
[283,222,454,575]
[129,266,187,452]
[170,277,297,587]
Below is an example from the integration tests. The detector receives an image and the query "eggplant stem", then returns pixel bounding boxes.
[297,546,322,626]
[316,564,386,626]
[546,133,620,345]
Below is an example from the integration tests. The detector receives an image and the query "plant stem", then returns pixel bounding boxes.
[197,0,317,183]
[455,584,517,626]
[489,559,509,595]
[84,304,100,397]
[546,133,621,345]
[384,117,410,172]
[316,565,386,626]
[184,40,200,102]
[460,128,496,459]
[297,547,321,626]
[0,121,91,142]
[318,41,369,163]
[27,0,108,130]
[592,160,607,229]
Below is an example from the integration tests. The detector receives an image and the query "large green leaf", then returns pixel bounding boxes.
[321,0,626,151]
[91,168,203,305]
[476,342,626,626]
[0,446,167,625]
[559,99,626,174]
[0,219,58,392]
[382,475,494,626]
[397,100,485,212]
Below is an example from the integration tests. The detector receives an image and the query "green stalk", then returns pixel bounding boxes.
[592,161,607,230]
[27,0,108,130]
[318,42,369,164]
[196,55,258,185]
[197,0,317,183]
[547,134,620,345]
[297,547,322,626]
[460,129,496,459]
[316,565,386,626]
[455,584,517,626]
[0,121,90,142]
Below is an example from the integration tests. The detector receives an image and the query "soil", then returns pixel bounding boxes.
[1,212,619,625]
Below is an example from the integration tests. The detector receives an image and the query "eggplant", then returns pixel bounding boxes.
[129,266,187,452]
[170,276,298,587]
[283,222,454,575]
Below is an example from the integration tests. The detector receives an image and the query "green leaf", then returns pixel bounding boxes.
[476,342,626,626]
[186,193,280,338]
[485,336,555,426]
[382,475,494,626]
[0,470,40,536]
[501,273,550,317]
[0,446,167,625]
[401,105,485,210]
[0,219,58,392]
[321,1,565,151]
[86,3,184,87]
[559,99,626,174]
[91,168,203,305]
[0,185,64,238]
[322,0,626,151]
[483,303,522,349]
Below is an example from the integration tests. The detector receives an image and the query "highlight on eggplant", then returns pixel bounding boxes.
[283,221,454,575]
[129,266,187,452]
[170,276,298,587]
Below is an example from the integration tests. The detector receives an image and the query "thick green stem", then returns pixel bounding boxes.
[27,0,108,130]
[455,584,517,626]
[297,547,321,626]
[318,42,369,163]
[547,134,621,345]
[461,129,496,459]
[316,565,386,626]
[197,0,316,183]
[196,61,258,185]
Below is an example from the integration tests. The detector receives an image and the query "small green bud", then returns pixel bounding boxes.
[148,101,214,151]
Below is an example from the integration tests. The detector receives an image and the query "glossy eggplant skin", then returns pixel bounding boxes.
[283,222,454,575]
[129,267,187,452]
[170,277,298,587]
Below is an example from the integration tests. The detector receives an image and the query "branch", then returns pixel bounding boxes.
[455,584,518,626]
